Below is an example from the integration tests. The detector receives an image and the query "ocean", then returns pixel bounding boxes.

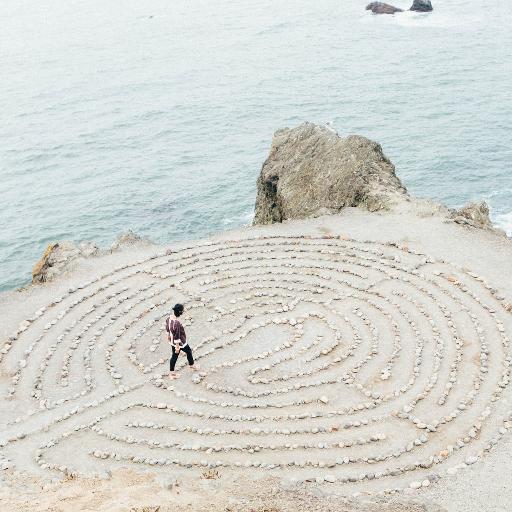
[1,0,511,292]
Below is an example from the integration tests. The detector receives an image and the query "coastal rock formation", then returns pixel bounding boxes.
[31,231,151,285]
[253,122,407,225]
[410,0,433,12]
[110,230,146,251]
[366,0,433,14]
[32,241,98,284]
[366,2,403,14]
[450,201,497,231]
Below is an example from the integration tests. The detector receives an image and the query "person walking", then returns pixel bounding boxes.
[165,303,198,379]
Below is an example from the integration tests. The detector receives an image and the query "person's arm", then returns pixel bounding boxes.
[164,319,170,341]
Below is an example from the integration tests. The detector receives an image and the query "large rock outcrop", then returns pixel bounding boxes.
[253,123,407,225]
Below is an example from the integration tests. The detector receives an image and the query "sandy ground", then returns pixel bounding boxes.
[0,468,446,512]
[1,200,511,511]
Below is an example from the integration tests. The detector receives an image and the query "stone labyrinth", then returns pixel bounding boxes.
[1,234,512,494]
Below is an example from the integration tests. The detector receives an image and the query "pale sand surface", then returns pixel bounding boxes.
[0,469,445,512]
[1,203,511,511]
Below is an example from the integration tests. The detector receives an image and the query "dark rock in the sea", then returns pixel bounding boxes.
[366,0,433,14]
[253,122,408,225]
[366,2,403,14]
[32,241,99,284]
[410,0,433,12]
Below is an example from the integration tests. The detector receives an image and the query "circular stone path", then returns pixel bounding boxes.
[1,234,511,495]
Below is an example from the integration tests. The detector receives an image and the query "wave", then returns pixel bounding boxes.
[493,211,512,237]
[361,6,481,28]
[395,10,480,27]
[256,21,292,36]
[222,209,254,227]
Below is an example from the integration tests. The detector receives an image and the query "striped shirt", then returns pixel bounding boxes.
[165,317,188,348]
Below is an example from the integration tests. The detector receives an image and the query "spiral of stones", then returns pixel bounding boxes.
[1,234,511,494]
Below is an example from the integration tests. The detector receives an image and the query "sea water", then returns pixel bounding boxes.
[1,0,511,291]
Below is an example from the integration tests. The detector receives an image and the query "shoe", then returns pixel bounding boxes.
[169,372,180,379]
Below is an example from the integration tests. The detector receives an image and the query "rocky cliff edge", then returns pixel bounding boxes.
[253,122,504,237]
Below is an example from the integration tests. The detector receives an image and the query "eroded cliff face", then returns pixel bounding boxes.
[32,241,99,284]
[31,231,149,285]
[253,123,408,225]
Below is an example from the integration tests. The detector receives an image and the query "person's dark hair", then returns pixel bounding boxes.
[172,303,184,317]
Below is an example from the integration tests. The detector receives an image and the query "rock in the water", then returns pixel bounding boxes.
[366,2,403,14]
[366,1,432,14]
[410,0,433,12]
[253,122,407,225]
[32,241,98,284]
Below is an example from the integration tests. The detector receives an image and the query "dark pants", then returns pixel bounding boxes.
[170,345,194,371]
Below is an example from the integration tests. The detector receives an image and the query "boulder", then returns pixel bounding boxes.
[32,241,99,284]
[366,2,403,14]
[450,202,495,230]
[410,0,433,12]
[110,230,147,252]
[253,122,407,225]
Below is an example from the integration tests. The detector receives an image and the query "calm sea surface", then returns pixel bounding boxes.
[1,0,511,291]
